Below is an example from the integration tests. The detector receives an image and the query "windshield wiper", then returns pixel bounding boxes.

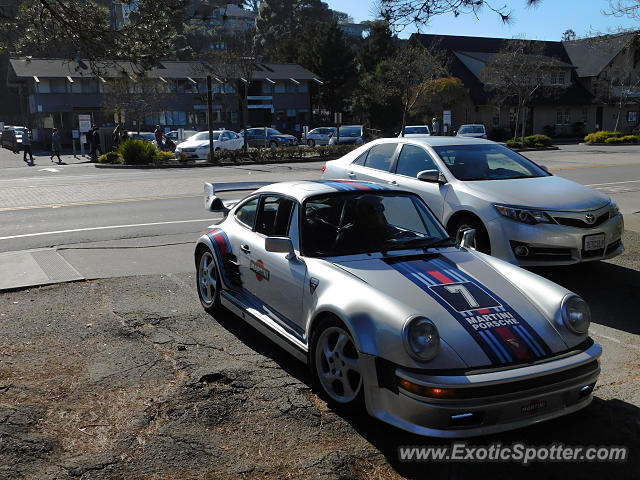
[382,236,455,253]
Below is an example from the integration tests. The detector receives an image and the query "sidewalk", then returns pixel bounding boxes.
[0,146,92,169]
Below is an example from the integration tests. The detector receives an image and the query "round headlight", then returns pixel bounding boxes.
[403,316,440,361]
[561,295,591,334]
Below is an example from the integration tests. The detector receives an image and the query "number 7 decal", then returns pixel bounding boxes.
[444,284,479,308]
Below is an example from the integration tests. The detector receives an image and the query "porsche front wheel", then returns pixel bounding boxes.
[310,318,364,412]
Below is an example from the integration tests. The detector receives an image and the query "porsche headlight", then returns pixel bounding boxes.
[403,316,440,361]
[561,294,591,334]
[495,204,553,225]
[609,201,620,217]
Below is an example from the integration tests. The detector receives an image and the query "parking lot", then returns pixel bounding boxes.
[1,143,639,478]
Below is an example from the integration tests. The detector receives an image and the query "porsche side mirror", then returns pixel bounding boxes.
[265,237,296,260]
[458,228,476,250]
[417,169,446,184]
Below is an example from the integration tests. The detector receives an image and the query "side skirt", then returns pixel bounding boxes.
[221,290,309,363]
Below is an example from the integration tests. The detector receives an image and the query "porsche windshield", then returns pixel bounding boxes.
[432,144,550,181]
[302,192,448,257]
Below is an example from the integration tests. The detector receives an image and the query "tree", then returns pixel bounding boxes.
[419,77,468,115]
[1,0,229,69]
[606,0,640,18]
[482,40,565,141]
[102,75,169,134]
[297,20,357,115]
[378,0,543,31]
[384,44,447,135]
[562,29,577,41]
[356,19,397,74]
[351,65,404,133]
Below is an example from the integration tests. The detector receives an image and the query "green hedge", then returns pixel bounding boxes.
[98,151,123,164]
[584,131,621,144]
[207,144,360,163]
[604,135,640,144]
[118,139,157,165]
[506,134,552,149]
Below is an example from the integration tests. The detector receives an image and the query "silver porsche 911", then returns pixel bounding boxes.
[195,179,601,438]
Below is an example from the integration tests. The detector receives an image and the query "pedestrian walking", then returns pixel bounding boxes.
[50,128,62,163]
[90,125,101,162]
[328,131,336,146]
[154,125,163,148]
[431,117,440,136]
[112,123,121,149]
[121,129,129,142]
[22,130,34,164]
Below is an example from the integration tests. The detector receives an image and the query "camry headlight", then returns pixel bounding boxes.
[495,204,553,225]
[609,201,620,217]
[403,316,440,361]
[561,294,591,334]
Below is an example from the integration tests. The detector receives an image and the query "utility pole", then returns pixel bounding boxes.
[207,75,214,162]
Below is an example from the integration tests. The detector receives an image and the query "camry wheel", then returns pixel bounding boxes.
[307,139,315,147]
[449,215,491,254]
[196,247,221,313]
[311,319,364,411]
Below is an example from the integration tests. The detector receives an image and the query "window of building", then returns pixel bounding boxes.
[274,82,285,93]
[557,71,566,85]
[50,78,67,93]
[81,79,98,94]
[286,82,297,93]
[37,79,50,93]
[556,110,570,125]
[628,111,638,123]
[297,82,309,93]
[70,79,82,93]
[263,82,274,94]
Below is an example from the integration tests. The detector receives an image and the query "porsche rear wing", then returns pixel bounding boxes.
[204,182,238,214]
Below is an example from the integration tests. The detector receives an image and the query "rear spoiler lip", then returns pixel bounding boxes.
[205,182,264,213]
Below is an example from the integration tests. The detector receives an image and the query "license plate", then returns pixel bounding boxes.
[583,233,605,251]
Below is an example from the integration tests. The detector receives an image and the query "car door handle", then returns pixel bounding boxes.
[347,172,356,178]
[388,180,398,186]
[240,244,251,254]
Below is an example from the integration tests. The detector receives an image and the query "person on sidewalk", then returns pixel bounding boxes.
[154,125,163,149]
[90,125,101,162]
[22,130,34,164]
[50,128,62,163]
[112,124,121,149]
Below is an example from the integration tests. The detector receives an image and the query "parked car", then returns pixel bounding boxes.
[196,180,601,437]
[457,124,487,139]
[399,125,431,137]
[127,131,157,145]
[322,137,624,266]
[166,130,198,143]
[337,125,366,145]
[1,126,30,152]
[304,127,337,146]
[175,130,243,160]
[240,127,299,148]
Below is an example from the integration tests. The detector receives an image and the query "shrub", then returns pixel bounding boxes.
[154,150,177,164]
[206,144,359,164]
[524,134,552,147]
[118,138,157,165]
[604,136,623,144]
[619,135,640,144]
[98,151,122,164]
[506,139,522,149]
[584,131,621,144]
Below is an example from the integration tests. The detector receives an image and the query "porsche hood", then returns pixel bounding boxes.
[333,251,570,368]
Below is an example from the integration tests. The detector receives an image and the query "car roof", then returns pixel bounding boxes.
[369,136,494,148]
[251,180,404,202]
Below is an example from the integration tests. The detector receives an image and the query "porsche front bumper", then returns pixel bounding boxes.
[361,341,601,438]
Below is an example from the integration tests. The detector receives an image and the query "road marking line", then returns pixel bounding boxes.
[552,163,640,171]
[0,219,215,241]
[0,194,200,212]
[585,179,640,187]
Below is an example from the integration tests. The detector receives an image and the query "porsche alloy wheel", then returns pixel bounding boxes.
[312,320,363,409]
[197,248,221,313]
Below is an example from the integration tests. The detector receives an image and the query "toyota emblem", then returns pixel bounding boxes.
[585,213,596,224]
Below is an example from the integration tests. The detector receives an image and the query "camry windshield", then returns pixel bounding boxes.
[405,126,429,134]
[193,131,220,141]
[302,192,449,257]
[459,126,485,134]
[433,144,550,181]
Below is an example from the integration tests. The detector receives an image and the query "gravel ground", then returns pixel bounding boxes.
[1,233,639,479]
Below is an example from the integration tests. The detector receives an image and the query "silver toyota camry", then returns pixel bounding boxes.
[195,180,601,438]
[322,137,624,266]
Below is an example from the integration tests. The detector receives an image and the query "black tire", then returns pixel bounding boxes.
[269,140,278,148]
[309,317,365,413]
[196,246,222,314]
[448,214,491,254]
[307,139,315,147]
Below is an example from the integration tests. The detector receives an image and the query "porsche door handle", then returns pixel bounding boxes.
[240,244,251,254]
[388,180,398,186]
[347,172,356,178]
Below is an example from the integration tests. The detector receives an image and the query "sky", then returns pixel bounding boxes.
[323,0,639,40]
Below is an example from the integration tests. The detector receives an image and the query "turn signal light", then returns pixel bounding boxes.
[398,378,452,398]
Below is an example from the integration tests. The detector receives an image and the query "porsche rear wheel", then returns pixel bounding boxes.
[311,318,364,412]
[196,247,221,314]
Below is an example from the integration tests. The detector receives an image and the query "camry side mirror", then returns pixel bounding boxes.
[417,169,446,184]
[265,236,296,260]
[457,228,476,250]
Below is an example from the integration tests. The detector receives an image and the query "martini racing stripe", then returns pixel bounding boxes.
[206,228,305,339]
[385,256,552,366]
[314,179,389,191]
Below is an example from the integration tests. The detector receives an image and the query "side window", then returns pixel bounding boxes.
[256,196,296,237]
[395,145,438,177]
[221,132,230,140]
[235,197,260,229]
[364,143,397,172]
[229,132,239,139]
[352,150,368,166]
